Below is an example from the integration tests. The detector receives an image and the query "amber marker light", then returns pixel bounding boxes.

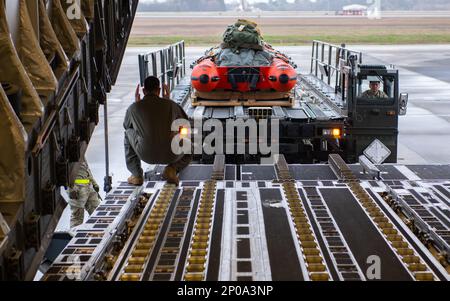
[180,127,189,137]
[387,111,397,116]
[332,128,341,138]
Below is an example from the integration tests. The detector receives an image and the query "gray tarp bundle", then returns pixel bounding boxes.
[216,19,273,67]
[216,48,274,67]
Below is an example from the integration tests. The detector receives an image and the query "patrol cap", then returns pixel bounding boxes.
[367,76,381,83]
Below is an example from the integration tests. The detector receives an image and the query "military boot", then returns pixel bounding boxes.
[162,166,179,186]
[128,175,144,186]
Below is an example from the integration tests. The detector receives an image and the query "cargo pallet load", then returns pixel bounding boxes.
[191,19,298,107]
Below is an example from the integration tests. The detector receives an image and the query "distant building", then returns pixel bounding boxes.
[338,4,368,16]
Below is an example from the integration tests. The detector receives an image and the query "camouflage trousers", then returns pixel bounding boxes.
[124,129,193,177]
[68,185,100,228]
[168,154,193,173]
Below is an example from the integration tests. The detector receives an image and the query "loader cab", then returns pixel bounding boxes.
[345,65,402,163]
[349,66,400,127]
[356,67,398,103]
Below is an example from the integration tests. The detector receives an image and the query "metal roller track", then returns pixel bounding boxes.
[43,184,144,281]
[384,185,450,267]
[42,161,450,281]
[183,155,225,281]
[329,155,438,281]
[300,187,365,281]
[147,187,196,281]
[276,155,331,281]
[114,184,177,281]
[183,180,218,281]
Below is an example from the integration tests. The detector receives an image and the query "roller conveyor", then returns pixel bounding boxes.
[42,156,450,281]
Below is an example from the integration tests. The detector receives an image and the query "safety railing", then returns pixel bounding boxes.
[138,41,186,92]
[310,40,363,93]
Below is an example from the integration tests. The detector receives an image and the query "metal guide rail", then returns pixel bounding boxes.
[41,183,144,281]
[43,157,450,281]
[112,183,178,281]
[383,182,450,267]
[138,41,186,93]
[310,40,362,91]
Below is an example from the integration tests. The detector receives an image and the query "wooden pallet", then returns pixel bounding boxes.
[191,90,295,107]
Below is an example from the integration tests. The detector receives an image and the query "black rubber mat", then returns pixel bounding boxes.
[433,185,450,208]
[225,166,236,180]
[409,190,430,205]
[378,166,408,180]
[298,189,340,281]
[407,165,450,180]
[321,188,413,281]
[350,165,408,181]
[433,185,450,207]
[143,190,181,280]
[179,166,213,181]
[175,189,202,281]
[429,208,450,229]
[300,181,319,187]
[348,166,374,180]
[237,239,251,259]
[259,189,304,281]
[146,182,156,189]
[321,181,334,187]
[369,181,380,188]
[241,166,277,181]
[206,190,225,281]
[290,165,337,181]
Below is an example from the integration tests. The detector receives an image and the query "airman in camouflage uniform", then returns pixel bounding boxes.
[361,79,388,99]
[68,161,101,228]
[125,76,192,186]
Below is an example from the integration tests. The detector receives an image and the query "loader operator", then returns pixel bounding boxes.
[361,77,388,99]
[123,76,192,186]
[68,159,101,228]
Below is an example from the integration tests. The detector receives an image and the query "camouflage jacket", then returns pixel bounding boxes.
[361,89,388,99]
[72,162,98,189]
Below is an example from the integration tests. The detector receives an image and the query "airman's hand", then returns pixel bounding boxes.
[135,84,142,103]
[162,84,171,99]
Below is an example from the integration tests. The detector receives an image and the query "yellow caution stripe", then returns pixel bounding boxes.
[74,179,90,185]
